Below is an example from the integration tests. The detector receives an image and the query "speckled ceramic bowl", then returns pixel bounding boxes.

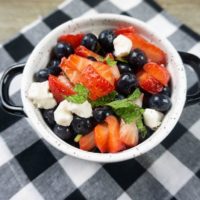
[1,14,200,163]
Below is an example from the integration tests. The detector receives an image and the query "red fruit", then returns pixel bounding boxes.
[123,32,166,64]
[120,120,139,147]
[60,55,115,85]
[94,124,109,153]
[103,53,120,80]
[75,45,102,61]
[60,56,83,84]
[111,65,120,81]
[79,132,96,151]
[48,75,75,102]
[143,62,170,86]
[58,34,84,49]
[115,26,136,35]
[79,65,115,100]
[137,70,163,94]
[105,116,125,153]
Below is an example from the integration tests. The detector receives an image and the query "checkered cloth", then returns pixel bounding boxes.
[0,0,200,199]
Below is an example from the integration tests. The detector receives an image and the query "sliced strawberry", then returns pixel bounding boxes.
[48,75,75,102]
[94,123,109,153]
[60,56,82,84]
[111,65,120,81]
[105,115,125,153]
[103,53,120,80]
[58,34,84,49]
[75,45,102,61]
[143,62,170,86]
[79,65,114,100]
[60,55,115,85]
[115,26,136,35]
[79,132,96,151]
[137,70,163,94]
[94,62,115,85]
[123,32,166,64]
[120,120,139,147]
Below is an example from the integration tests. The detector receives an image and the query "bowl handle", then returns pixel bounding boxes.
[0,63,26,117]
[179,51,200,106]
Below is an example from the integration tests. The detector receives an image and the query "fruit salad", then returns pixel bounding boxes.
[28,26,172,153]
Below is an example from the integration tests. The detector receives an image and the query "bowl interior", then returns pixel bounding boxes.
[21,14,187,163]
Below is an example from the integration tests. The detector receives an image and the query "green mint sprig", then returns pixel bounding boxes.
[65,84,89,104]
[106,88,147,137]
[90,91,117,107]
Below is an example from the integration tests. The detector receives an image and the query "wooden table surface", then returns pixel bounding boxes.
[0,0,200,43]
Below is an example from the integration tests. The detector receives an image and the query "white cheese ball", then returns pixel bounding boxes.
[54,101,73,126]
[28,81,57,109]
[113,34,132,57]
[54,100,93,126]
[143,108,164,130]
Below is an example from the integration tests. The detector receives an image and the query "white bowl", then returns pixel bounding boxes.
[11,14,189,162]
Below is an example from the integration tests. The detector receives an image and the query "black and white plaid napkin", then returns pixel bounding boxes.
[0,0,200,199]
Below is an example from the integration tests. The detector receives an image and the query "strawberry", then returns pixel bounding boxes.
[58,34,84,49]
[122,32,166,64]
[75,45,102,61]
[103,53,120,80]
[60,55,115,85]
[48,75,75,102]
[137,70,163,94]
[105,115,125,153]
[79,65,115,100]
[79,132,96,151]
[119,120,139,147]
[94,123,109,153]
[60,56,83,84]
[143,62,170,86]
[115,26,136,35]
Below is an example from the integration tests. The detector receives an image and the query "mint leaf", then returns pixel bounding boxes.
[90,91,117,107]
[114,104,142,123]
[105,57,117,67]
[127,88,141,101]
[66,84,89,104]
[107,99,142,123]
[136,117,147,138]
[106,89,144,124]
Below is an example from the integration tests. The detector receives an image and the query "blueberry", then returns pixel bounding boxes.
[53,42,74,59]
[87,56,97,61]
[116,73,138,95]
[160,86,171,97]
[53,125,73,141]
[49,66,61,76]
[117,61,133,74]
[98,29,116,52]
[47,59,61,76]
[81,33,98,51]
[49,59,60,68]
[71,116,95,135]
[93,106,114,123]
[148,94,172,112]
[42,108,55,127]
[128,49,147,68]
[34,68,51,82]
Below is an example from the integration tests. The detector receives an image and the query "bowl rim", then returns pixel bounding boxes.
[21,14,187,163]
